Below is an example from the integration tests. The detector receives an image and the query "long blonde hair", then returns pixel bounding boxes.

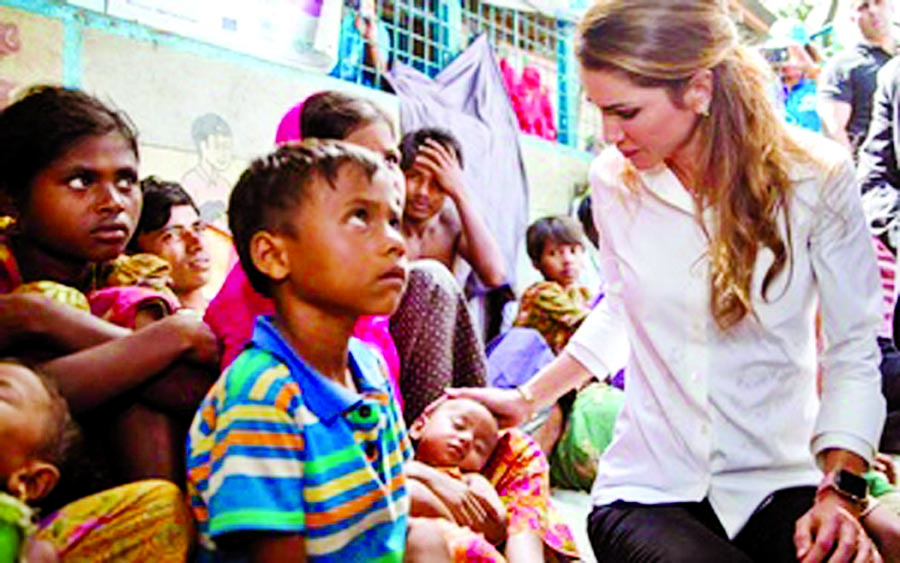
[577,0,812,330]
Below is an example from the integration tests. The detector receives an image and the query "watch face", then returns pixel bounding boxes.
[836,470,868,499]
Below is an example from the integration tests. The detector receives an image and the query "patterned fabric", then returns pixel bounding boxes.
[430,517,506,562]
[514,281,592,354]
[13,281,90,312]
[482,429,578,559]
[35,480,195,562]
[88,286,180,329]
[204,263,402,404]
[390,260,487,424]
[187,317,412,561]
[550,381,624,492]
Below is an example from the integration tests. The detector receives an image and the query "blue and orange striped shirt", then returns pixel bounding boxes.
[187,316,412,562]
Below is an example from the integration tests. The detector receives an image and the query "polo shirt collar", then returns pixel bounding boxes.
[250,316,381,423]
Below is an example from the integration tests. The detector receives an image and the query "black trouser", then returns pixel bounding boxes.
[588,486,815,562]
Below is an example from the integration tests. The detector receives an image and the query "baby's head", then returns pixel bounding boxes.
[229,139,407,316]
[526,215,585,288]
[0,85,141,264]
[0,360,77,504]
[410,397,500,473]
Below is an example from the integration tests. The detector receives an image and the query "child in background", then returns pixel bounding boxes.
[515,216,592,354]
[512,216,593,457]
[188,140,441,561]
[0,359,193,562]
[0,85,218,487]
[128,176,212,312]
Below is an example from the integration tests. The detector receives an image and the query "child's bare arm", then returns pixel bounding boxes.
[416,139,507,288]
[406,461,506,544]
[408,477,455,520]
[218,532,307,563]
[0,293,128,352]
[461,473,507,545]
[40,312,219,412]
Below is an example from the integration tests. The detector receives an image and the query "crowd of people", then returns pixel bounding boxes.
[3,0,900,561]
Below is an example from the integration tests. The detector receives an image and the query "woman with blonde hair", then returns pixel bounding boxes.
[450,0,886,560]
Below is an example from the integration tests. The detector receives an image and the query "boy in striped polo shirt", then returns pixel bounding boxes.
[186,141,416,561]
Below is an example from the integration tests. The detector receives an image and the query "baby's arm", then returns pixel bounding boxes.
[461,473,506,526]
[406,461,507,544]
[408,477,455,520]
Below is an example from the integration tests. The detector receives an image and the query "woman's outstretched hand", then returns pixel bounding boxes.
[444,386,532,428]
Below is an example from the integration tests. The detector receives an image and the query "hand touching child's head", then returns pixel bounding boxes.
[410,397,500,473]
[0,360,78,504]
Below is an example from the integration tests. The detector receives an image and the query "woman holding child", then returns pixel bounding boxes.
[453,0,887,560]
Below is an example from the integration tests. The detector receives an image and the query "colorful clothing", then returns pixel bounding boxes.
[482,429,578,559]
[432,517,506,562]
[550,381,624,492]
[187,317,412,561]
[783,77,821,132]
[390,260,487,424]
[514,281,592,354]
[36,480,195,562]
[204,263,402,406]
[0,236,178,329]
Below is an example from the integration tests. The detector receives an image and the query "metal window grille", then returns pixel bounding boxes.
[341,1,589,149]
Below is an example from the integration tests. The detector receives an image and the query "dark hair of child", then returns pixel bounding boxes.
[228,140,386,298]
[399,127,464,171]
[190,113,231,147]
[300,91,394,141]
[576,196,599,248]
[0,85,139,208]
[127,177,198,253]
[525,215,585,265]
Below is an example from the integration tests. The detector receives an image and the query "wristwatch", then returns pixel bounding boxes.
[817,469,868,506]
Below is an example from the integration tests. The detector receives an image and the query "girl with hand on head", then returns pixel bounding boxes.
[451,1,886,561]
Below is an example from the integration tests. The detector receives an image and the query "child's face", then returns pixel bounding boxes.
[135,204,211,295]
[275,164,408,317]
[0,364,53,482]
[537,240,584,287]
[403,165,446,223]
[412,398,499,473]
[22,132,141,263]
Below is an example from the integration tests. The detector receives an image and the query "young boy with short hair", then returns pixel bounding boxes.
[515,215,592,354]
[186,140,413,561]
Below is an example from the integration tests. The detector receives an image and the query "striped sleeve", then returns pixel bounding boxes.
[197,352,307,539]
